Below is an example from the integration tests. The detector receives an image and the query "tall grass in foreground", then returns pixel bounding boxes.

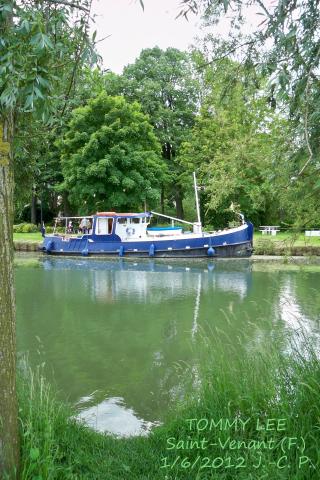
[18,328,320,479]
[18,364,61,479]
[167,326,320,479]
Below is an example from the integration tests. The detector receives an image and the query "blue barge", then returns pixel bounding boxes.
[42,210,253,258]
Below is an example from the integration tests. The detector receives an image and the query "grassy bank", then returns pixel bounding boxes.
[14,233,43,242]
[254,232,320,255]
[19,329,320,479]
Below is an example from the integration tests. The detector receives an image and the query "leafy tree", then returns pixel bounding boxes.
[13,118,65,223]
[0,0,94,475]
[13,67,111,224]
[178,0,320,225]
[180,58,288,226]
[121,47,200,218]
[59,93,166,212]
[179,0,320,106]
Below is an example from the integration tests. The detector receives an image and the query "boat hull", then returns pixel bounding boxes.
[41,223,254,258]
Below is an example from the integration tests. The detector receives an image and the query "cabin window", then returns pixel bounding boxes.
[117,218,127,225]
[96,217,113,235]
[132,218,140,224]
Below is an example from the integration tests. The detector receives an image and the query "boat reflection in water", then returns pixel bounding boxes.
[42,257,252,303]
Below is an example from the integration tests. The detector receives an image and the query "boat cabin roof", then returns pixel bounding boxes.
[53,212,151,221]
[96,212,151,218]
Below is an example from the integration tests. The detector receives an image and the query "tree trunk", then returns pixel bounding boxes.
[175,186,184,219]
[31,189,37,224]
[0,118,20,478]
[62,190,71,217]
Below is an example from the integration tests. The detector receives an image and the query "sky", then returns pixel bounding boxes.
[90,0,269,74]
[91,0,201,73]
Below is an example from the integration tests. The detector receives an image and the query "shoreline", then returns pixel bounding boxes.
[14,250,320,267]
[14,240,42,252]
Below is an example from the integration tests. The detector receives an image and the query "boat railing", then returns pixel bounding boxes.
[52,216,94,236]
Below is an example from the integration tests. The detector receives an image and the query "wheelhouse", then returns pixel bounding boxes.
[93,212,152,240]
[50,212,152,240]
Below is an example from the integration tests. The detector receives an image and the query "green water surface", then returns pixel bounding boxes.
[15,256,320,436]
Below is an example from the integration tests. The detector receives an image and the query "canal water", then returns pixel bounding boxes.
[15,256,320,436]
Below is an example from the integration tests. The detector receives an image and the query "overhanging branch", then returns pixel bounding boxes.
[295,44,320,178]
[43,0,90,13]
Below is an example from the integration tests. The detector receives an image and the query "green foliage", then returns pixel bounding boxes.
[0,1,96,120]
[1,1,99,222]
[6,0,320,227]
[18,68,110,221]
[178,0,320,225]
[44,226,65,234]
[13,223,39,233]
[180,58,285,226]
[180,0,320,104]
[59,93,167,212]
[122,47,199,153]
[121,47,200,215]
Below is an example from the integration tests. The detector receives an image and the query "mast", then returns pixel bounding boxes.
[193,171,202,233]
